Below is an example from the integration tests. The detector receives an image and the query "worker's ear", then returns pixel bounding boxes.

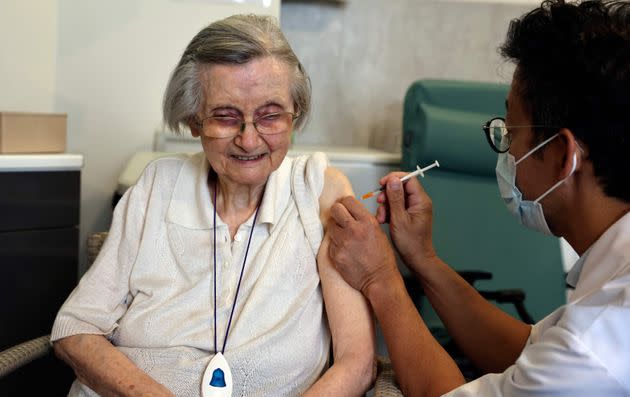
[556,128,582,179]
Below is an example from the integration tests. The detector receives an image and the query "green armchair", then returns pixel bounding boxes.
[402,78,565,320]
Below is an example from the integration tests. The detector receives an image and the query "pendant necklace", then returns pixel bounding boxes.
[201,183,261,397]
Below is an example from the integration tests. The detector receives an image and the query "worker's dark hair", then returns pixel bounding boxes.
[500,0,630,201]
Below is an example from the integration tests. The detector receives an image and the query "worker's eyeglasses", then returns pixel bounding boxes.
[482,117,512,153]
[195,111,297,139]
[483,117,560,154]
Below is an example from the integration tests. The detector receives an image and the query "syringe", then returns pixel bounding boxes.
[360,160,440,200]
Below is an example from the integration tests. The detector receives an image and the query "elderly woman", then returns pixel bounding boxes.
[51,14,374,397]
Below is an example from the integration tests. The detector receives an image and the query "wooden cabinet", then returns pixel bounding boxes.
[0,154,82,395]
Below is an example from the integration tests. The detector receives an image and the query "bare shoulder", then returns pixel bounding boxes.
[319,167,354,226]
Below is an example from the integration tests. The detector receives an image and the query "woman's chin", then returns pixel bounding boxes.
[220,170,270,188]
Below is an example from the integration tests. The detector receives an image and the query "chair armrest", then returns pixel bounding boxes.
[457,270,492,286]
[479,289,525,304]
[0,335,52,378]
[87,231,109,267]
[374,355,403,397]
[479,289,534,324]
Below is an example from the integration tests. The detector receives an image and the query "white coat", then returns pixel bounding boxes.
[445,212,630,396]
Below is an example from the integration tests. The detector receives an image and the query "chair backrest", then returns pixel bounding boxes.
[401,79,566,325]
[86,232,109,267]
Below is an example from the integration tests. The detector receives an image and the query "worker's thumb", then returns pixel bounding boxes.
[386,178,405,224]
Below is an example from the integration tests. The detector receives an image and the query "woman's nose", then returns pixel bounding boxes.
[235,122,262,149]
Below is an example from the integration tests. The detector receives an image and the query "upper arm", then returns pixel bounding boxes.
[51,177,149,341]
[317,167,375,360]
[318,167,353,228]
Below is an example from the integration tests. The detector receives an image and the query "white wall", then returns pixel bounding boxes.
[0,2,58,112]
[281,0,532,151]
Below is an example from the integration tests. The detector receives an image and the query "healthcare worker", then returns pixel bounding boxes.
[327,1,630,396]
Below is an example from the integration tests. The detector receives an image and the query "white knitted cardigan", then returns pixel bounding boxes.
[52,152,331,397]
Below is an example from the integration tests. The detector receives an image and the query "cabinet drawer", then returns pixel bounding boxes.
[0,227,78,349]
[0,171,79,232]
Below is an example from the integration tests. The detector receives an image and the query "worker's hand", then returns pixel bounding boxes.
[328,196,401,295]
[376,173,438,274]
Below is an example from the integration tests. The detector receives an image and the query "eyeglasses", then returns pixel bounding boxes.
[483,117,512,153]
[194,111,297,139]
[482,117,558,154]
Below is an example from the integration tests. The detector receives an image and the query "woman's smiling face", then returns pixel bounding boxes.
[191,56,295,188]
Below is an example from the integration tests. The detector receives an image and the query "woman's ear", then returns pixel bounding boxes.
[557,128,581,179]
[189,119,201,138]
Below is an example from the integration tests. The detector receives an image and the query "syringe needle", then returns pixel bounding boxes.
[361,160,440,200]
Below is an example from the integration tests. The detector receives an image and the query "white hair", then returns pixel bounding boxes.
[163,14,311,134]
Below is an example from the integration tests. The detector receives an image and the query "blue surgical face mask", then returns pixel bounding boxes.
[496,133,577,236]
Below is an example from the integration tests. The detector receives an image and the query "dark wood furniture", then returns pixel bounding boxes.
[0,155,82,395]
